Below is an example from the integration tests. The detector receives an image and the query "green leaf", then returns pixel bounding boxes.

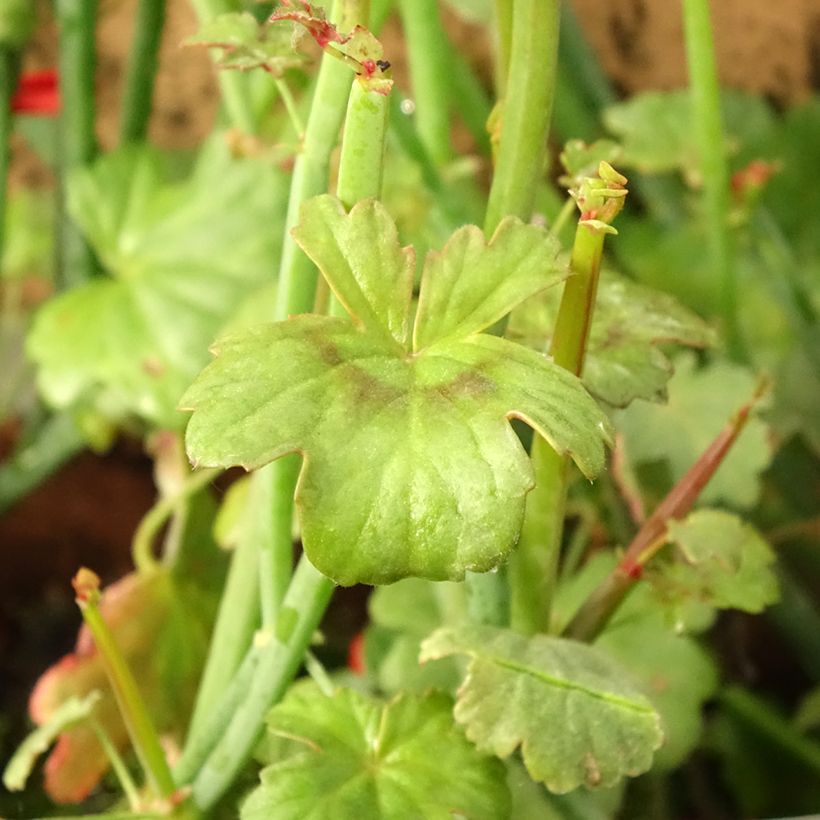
[616,353,772,507]
[27,139,288,429]
[420,625,663,793]
[559,140,623,189]
[3,692,101,791]
[596,599,719,770]
[291,196,416,347]
[241,682,510,820]
[508,270,716,407]
[412,215,565,349]
[184,198,611,585]
[187,12,306,75]
[657,509,779,614]
[365,578,466,693]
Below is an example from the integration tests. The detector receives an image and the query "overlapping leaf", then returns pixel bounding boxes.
[27,138,289,429]
[187,12,306,75]
[242,682,510,820]
[183,195,612,585]
[616,354,771,507]
[420,625,663,793]
[508,270,715,407]
[655,508,779,613]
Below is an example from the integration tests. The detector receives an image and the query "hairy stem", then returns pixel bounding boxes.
[119,0,166,144]
[55,0,99,287]
[73,570,175,800]
[682,0,741,359]
[484,0,559,233]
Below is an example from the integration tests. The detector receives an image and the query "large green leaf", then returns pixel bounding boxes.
[242,682,510,820]
[616,353,771,507]
[27,139,288,429]
[183,196,611,585]
[420,625,662,793]
[508,270,715,407]
[656,509,779,614]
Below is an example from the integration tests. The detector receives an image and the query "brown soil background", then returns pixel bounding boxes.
[11,0,820,185]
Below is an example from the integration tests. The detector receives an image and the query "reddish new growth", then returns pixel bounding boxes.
[347,632,365,676]
[270,0,344,50]
[731,159,778,196]
[11,69,60,116]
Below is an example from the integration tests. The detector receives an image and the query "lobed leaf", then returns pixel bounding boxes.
[27,139,288,429]
[183,316,610,584]
[659,508,779,613]
[616,354,772,507]
[508,270,716,407]
[420,625,663,793]
[413,216,565,349]
[241,682,510,820]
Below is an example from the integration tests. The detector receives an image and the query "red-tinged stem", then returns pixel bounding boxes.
[564,382,768,641]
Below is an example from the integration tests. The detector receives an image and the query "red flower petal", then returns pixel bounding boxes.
[11,69,60,116]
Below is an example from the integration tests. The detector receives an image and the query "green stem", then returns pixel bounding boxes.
[484,0,559,233]
[184,558,334,810]
[55,0,99,287]
[682,0,741,359]
[189,0,257,133]
[510,221,606,633]
[74,570,175,799]
[397,0,452,164]
[119,0,166,144]
[336,80,389,208]
[185,511,261,741]
[131,468,220,571]
[449,49,492,157]
[275,77,305,139]
[720,686,820,775]
[493,0,513,95]
[91,719,142,811]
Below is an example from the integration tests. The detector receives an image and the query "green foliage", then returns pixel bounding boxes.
[242,681,510,819]
[365,577,465,693]
[187,12,306,75]
[183,195,612,585]
[656,508,779,613]
[0,0,34,47]
[509,269,715,407]
[27,138,288,430]
[616,353,771,507]
[420,625,663,793]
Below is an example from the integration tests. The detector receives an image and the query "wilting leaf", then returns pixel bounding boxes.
[420,625,663,793]
[187,12,306,74]
[183,196,612,585]
[3,692,100,792]
[242,682,510,820]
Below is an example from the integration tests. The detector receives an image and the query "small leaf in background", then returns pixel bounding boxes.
[559,139,623,190]
[183,196,611,585]
[656,508,779,614]
[27,138,289,430]
[186,12,306,75]
[27,566,217,803]
[420,625,662,793]
[3,692,100,792]
[508,270,715,407]
[365,577,466,693]
[595,589,719,770]
[242,681,510,820]
[615,353,771,507]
